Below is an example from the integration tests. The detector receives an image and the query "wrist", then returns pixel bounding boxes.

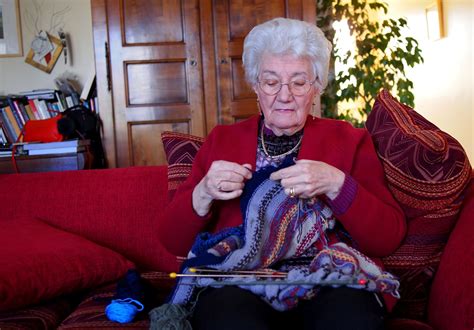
[192,181,214,216]
[325,174,358,216]
[326,171,345,200]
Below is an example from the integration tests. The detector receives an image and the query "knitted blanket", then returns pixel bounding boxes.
[168,158,400,311]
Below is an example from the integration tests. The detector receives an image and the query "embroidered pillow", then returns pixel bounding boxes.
[161,131,205,200]
[0,217,134,312]
[366,89,472,320]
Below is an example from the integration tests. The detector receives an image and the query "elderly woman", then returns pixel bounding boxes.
[158,18,405,330]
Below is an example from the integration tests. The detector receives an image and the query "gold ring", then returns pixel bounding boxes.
[289,187,295,198]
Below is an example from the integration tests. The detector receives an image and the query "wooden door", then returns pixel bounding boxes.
[212,0,316,124]
[94,0,206,167]
[92,0,317,167]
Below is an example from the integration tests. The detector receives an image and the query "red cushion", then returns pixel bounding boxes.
[366,89,472,320]
[0,217,134,312]
[161,131,204,200]
[428,180,474,330]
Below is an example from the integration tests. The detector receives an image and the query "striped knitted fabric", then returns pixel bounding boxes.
[168,157,400,311]
[366,89,472,320]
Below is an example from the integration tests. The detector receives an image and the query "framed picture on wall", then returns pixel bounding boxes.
[25,33,63,73]
[0,0,23,57]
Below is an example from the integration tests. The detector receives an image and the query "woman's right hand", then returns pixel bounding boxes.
[192,161,253,216]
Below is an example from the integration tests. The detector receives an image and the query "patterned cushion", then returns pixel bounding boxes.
[0,297,76,330]
[366,89,472,320]
[59,272,176,329]
[161,131,205,200]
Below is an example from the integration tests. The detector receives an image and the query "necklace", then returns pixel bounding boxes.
[260,125,303,159]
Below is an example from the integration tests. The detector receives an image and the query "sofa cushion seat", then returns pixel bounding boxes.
[0,297,76,330]
[58,271,176,329]
[0,167,179,273]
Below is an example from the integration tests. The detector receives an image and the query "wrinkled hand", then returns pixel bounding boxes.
[193,161,253,216]
[270,159,345,200]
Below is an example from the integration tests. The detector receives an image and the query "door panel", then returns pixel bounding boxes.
[126,61,188,105]
[123,0,183,44]
[129,121,190,166]
[106,0,205,167]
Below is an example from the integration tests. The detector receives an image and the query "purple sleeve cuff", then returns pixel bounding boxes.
[326,174,358,216]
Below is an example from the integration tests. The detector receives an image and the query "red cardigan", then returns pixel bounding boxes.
[160,115,406,259]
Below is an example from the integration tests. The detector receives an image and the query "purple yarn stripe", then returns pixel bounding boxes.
[326,174,358,216]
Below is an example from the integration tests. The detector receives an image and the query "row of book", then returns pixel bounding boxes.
[0,74,98,145]
[0,93,69,144]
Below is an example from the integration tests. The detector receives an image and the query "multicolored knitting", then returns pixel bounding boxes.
[168,157,400,311]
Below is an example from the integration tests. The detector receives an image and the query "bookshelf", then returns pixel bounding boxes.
[0,76,98,145]
[0,152,91,174]
[0,75,102,173]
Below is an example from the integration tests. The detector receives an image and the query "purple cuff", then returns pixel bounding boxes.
[326,174,358,216]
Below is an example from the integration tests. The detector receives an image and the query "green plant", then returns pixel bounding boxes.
[317,0,424,126]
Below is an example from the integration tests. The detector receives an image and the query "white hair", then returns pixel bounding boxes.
[242,17,332,90]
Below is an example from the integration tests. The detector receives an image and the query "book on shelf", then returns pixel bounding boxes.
[80,71,96,101]
[0,144,13,157]
[0,129,8,145]
[0,108,18,142]
[22,139,90,150]
[26,145,87,156]
[0,151,13,157]
[55,78,81,108]
[19,89,56,97]
[3,96,25,130]
[3,106,22,138]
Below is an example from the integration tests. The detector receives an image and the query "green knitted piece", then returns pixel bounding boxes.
[149,303,192,330]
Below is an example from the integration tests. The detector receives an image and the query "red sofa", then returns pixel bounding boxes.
[0,165,472,329]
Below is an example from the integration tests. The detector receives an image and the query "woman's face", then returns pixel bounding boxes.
[254,54,318,136]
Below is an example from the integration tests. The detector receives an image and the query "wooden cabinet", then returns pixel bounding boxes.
[0,152,90,174]
[91,0,316,168]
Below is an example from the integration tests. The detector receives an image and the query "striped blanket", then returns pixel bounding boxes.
[168,158,400,311]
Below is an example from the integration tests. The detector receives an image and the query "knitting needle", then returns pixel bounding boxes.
[169,272,287,279]
[169,272,368,286]
[176,279,368,286]
[189,268,288,276]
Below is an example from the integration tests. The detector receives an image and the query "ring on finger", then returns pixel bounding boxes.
[289,187,295,198]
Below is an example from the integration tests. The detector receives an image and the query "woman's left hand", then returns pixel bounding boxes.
[269,159,345,200]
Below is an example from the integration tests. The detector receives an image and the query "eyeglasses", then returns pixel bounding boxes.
[257,78,317,96]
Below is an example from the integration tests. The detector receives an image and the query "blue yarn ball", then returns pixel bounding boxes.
[105,298,144,324]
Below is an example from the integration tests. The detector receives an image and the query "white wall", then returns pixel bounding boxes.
[0,0,94,93]
[384,0,473,162]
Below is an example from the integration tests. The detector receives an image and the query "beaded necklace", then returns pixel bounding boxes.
[260,124,303,159]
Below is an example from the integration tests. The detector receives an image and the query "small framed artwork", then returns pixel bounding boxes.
[25,33,63,73]
[0,0,23,57]
[426,0,445,41]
